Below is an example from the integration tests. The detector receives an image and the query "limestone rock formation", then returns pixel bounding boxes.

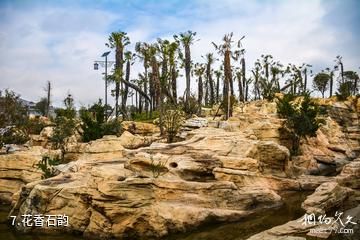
[0,146,47,202]
[301,182,354,215]
[9,127,289,239]
[121,121,160,135]
[336,158,360,189]
[3,98,360,239]
[182,117,208,129]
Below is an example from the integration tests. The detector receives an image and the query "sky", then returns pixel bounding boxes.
[0,0,359,107]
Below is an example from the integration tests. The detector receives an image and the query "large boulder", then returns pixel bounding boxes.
[121,121,159,135]
[253,141,290,175]
[246,216,339,240]
[0,146,47,202]
[336,159,360,189]
[9,127,288,239]
[10,162,283,239]
[301,182,354,215]
[182,117,208,129]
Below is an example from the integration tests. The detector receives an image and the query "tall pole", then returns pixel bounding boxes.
[105,55,108,119]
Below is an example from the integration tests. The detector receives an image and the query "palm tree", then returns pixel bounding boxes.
[285,64,303,95]
[233,36,246,101]
[270,61,283,92]
[106,31,130,118]
[301,63,312,93]
[261,54,273,83]
[135,42,151,114]
[257,54,283,100]
[156,39,178,105]
[251,60,261,100]
[234,67,243,101]
[168,41,179,104]
[202,53,215,105]
[214,68,223,103]
[325,67,336,97]
[193,63,205,115]
[174,31,197,110]
[147,45,160,111]
[121,51,136,119]
[212,32,235,119]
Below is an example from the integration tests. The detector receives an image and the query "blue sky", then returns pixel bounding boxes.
[0,0,359,107]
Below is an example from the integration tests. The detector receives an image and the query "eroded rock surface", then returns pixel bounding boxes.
[3,98,360,239]
[10,128,289,239]
[0,146,47,202]
[301,182,354,215]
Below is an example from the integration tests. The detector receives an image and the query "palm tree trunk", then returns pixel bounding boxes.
[237,72,243,102]
[144,64,149,114]
[46,81,51,117]
[185,45,191,109]
[115,82,120,117]
[207,64,214,105]
[216,75,220,103]
[303,68,307,93]
[204,78,209,105]
[198,76,203,115]
[224,50,232,119]
[329,72,333,97]
[121,60,130,120]
[171,66,177,104]
[241,58,246,101]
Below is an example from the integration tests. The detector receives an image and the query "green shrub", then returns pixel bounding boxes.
[51,116,76,159]
[276,93,323,155]
[276,93,296,117]
[0,89,29,129]
[179,94,199,116]
[25,118,48,135]
[336,81,353,101]
[0,126,29,147]
[163,108,185,143]
[102,120,122,136]
[149,155,168,178]
[35,155,61,179]
[80,100,122,142]
[50,94,78,159]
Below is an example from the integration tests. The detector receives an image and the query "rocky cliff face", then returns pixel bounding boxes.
[9,127,288,239]
[3,97,360,239]
[0,146,49,202]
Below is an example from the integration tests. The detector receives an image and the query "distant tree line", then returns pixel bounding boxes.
[101,31,359,121]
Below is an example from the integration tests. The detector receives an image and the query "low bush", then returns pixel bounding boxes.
[35,155,61,179]
[0,126,29,148]
[163,108,185,143]
[25,117,49,135]
[179,94,199,116]
[80,100,122,142]
[276,93,323,155]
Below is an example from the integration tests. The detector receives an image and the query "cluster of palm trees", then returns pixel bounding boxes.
[104,30,359,120]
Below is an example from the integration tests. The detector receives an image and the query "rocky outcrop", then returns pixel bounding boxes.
[63,135,124,162]
[336,158,360,189]
[64,132,157,162]
[121,121,159,135]
[4,98,360,239]
[248,181,360,240]
[301,182,354,215]
[182,117,208,129]
[0,146,48,203]
[9,127,289,239]
[246,216,339,240]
